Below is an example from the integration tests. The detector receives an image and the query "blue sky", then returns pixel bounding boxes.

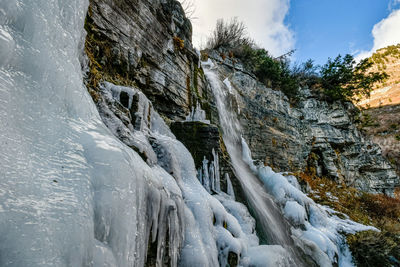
[189,0,400,65]
[286,0,397,65]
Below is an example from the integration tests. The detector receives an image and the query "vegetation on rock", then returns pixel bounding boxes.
[319,54,388,102]
[205,19,388,103]
[297,171,400,266]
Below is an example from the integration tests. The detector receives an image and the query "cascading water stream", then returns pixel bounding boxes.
[203,60,307,265]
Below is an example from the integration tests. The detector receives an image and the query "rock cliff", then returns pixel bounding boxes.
[204,52,399,195]
[85,0,215,121]
[2,0,399,266]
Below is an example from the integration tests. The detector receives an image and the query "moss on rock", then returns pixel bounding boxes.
[347,231,400,267]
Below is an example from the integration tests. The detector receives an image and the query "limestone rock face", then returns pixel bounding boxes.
[209,53,399,195]
[86,0,208,120]
[300,92,399,194]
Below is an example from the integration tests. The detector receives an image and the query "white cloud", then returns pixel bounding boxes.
[356,9,400,61]
[186,0,294,56]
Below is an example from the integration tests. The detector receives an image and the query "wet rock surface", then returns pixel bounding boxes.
[171,121,220,167]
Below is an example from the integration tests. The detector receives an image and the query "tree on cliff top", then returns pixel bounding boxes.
[319,54,388,102]
[205,18,388,103]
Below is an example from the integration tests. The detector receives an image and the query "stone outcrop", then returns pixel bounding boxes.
[84,0,239,201]
[207,52,399,195]
[85,0,213,121]
[362,104,400,178]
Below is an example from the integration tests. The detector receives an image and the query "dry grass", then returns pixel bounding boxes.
[296,171,400,266]
[173,36,185,51]
[297,172,400,228]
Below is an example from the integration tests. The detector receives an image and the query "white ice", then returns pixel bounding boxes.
[185,102,210,124]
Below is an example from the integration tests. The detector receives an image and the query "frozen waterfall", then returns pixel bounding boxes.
[0,1,300,266]
[202,59,378,267]
[0,0,377,266]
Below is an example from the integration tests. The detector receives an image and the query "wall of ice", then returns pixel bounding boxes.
[0,1,185,266]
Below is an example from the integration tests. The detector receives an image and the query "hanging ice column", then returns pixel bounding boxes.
[185,102,210,124]
[226,173,235,198]
[197,148,221,194]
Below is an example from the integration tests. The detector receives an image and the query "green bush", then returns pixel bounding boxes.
[233,46,301,100]
[319,54,388,102]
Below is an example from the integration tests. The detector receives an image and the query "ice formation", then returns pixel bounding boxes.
[203,59,378,267]
[0,1,186,266]
[98,79,297,266]
[0,1,265,266]
[226,173,236,198]
[185,102,210,124]
[252,160,378,267]
[197,148,221,193]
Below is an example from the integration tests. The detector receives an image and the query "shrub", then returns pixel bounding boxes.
[360,193,400,219]
[173,36,185,50]
[291,59,320,88]
[179,0,196,20]
[206,18,253,50]
[232,46,301,100]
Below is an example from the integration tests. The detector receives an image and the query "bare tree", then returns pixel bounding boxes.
[206,18,253,50]
[179,0,197,20]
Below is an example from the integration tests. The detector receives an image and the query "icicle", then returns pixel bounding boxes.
[202,157,211,193]
[225,173,235,199]
[209,163,215,192]
[212,149,221,192]
[197,168,203,184]
[196,49,201,68]
[185,102,210,124]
